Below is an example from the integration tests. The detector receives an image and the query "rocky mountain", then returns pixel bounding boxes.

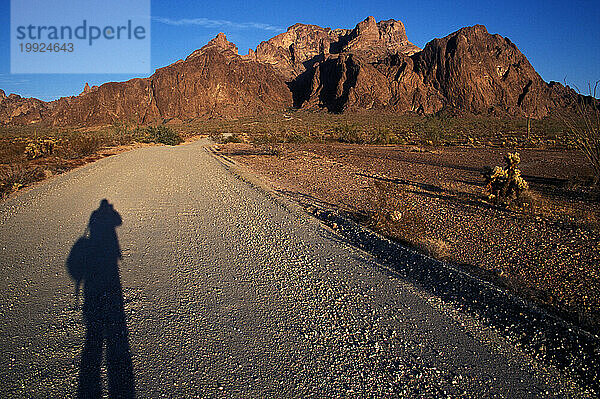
[0,32,292,126]
[0,17,579,126]
[293,22,574,115]
[246,16,420,80]
[0,92,47,125]
[47,33,292,126]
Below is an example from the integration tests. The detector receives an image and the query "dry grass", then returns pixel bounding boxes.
[193,109,572,149]
[0,164,44,196]
[559,83,600,183]
[0,122,188,198]
[1,108,572,199]
[0,127,114,198]
[61,134,103,158]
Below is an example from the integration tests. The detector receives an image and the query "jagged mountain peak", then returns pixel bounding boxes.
[341,16,421,59]
[186,32,239,61]
[251,16,420,80]
[0,17,579,126]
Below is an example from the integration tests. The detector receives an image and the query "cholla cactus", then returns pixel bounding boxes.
[24,137,56,159]
[483,152,529,205]
[505,152,520,167]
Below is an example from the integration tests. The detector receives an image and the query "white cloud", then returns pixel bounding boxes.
[153,17,284,32]
[0,75,30,86]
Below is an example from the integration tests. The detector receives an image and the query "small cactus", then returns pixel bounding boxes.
[483,152,529,205]
[24,137,57,159]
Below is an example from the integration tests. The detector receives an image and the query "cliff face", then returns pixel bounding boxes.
[0,17,579,126]
[411,25,574,116]
[249,23,342,80]
[297,23,575,116]
[248,16,420,81]
[342,16,421,59]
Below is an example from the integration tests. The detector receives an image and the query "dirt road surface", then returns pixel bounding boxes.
[0,139,589,397]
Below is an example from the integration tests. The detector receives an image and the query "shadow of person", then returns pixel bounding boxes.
[67,199,135,398]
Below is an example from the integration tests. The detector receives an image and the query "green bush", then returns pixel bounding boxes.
[373,127,403,144]
[483,152,529,206]
[145,126,182,146]
[106,122,146,145]
[333,123,367,144]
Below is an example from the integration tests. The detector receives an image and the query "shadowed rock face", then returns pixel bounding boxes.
[249,16,420,81]
[0,17,580,126]
[249,23,343,80]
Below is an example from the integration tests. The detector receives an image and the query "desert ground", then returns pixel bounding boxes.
[1,112,599,396]
[217,141,600,331]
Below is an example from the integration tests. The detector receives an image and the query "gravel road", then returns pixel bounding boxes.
[0,139,589,398]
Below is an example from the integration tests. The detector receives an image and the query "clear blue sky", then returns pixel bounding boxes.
[1,0,598,101]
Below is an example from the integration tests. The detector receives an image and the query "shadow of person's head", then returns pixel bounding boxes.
[88,199,122,240]
[66,199,124,293]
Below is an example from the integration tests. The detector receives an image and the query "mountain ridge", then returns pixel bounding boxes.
[0,17,579,126]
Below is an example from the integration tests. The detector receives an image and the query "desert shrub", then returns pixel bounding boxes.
[223,134,244,144]
[0,165,44,196]
[131,127,154,143]
[0,139,26,164]
[106,122,144,145]
[513,189,541,212]
[209,132,224,143]
[482,152,529,205]
[414,114,455,145]
[560,82,600,183]
[145,126,182,146]
[373,127,402,145]
[333,123,367,144]
[285,130,310,143]
[66,134,103,158]
[252,129,284,144]
[110,121,132,145]
[209,132,249,144]
[24,137,57,159]
[126,126,147,143]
